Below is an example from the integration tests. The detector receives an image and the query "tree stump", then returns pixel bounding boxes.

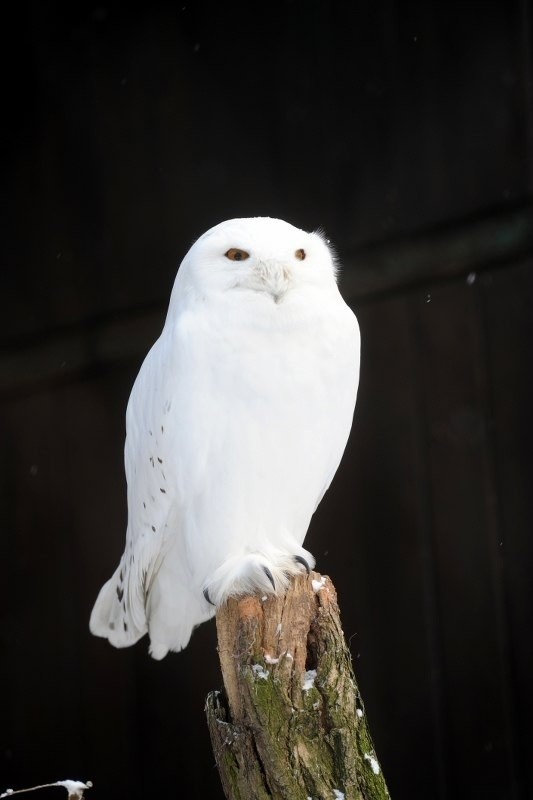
[205,571,391,800]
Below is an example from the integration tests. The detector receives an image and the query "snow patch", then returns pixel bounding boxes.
[264,653,279,664]
[312,576,327,592]
[1,781,93,799]
[276,623,282,635]
[251,663,269,680]
[333,791,345,799]
[56,783,92,798]
[364,753,381,775]
[356,708,364,718]
[302,669,317,691]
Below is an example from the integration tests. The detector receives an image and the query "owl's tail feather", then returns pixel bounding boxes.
[89,562,147,649]
[144,564,216,660]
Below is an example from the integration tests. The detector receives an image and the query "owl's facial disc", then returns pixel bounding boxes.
[224,239,310,301]
[180,218,337,305]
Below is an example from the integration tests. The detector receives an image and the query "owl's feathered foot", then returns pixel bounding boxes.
[293,555,311,574]
[203,587,215,606]
[204,564,276,605]
[202,547,315,607]
[262,565,276,590]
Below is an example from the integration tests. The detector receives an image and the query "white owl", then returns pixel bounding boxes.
[90,217,360,659]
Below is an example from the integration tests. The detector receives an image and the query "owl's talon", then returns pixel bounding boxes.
[294,555,311,574]
[203,588,215,606]
[262,566,276,591]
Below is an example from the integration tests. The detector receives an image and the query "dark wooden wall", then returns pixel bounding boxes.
[1,2,532,799]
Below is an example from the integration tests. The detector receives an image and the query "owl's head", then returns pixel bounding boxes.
[171,217,339,309]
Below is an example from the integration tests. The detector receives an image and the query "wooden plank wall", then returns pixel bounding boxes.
[332,255,533,799]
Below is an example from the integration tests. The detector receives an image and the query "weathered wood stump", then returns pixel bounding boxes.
[205,571,391,800]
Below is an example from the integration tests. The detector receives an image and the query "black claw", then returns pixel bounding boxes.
[203,588,215,606]
[294,555,311,574]
[262,566,276,591]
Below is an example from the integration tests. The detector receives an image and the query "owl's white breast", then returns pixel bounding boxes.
[133,280,359,586]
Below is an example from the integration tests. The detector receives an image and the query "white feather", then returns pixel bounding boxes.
[90,217,360,658]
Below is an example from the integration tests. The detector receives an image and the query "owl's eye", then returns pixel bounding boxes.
[295,248,306,261]
[225,248,250,262]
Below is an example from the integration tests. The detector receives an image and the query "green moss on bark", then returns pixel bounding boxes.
[206,573,391,800]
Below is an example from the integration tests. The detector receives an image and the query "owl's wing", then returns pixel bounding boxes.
[89,331,183,650]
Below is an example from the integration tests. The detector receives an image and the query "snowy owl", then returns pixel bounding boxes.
[90,217,360,659]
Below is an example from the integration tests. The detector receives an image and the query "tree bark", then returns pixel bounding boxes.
[205,571,391,800]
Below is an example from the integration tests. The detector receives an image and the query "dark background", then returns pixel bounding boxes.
[1,1,532,798]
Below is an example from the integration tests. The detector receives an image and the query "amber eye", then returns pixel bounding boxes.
[225,248,250,262]
[295,248,306,261]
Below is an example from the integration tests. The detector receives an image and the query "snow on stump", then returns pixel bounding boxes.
[205,571,391,800]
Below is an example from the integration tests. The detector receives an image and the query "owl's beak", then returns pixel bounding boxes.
[254,259,292,302]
